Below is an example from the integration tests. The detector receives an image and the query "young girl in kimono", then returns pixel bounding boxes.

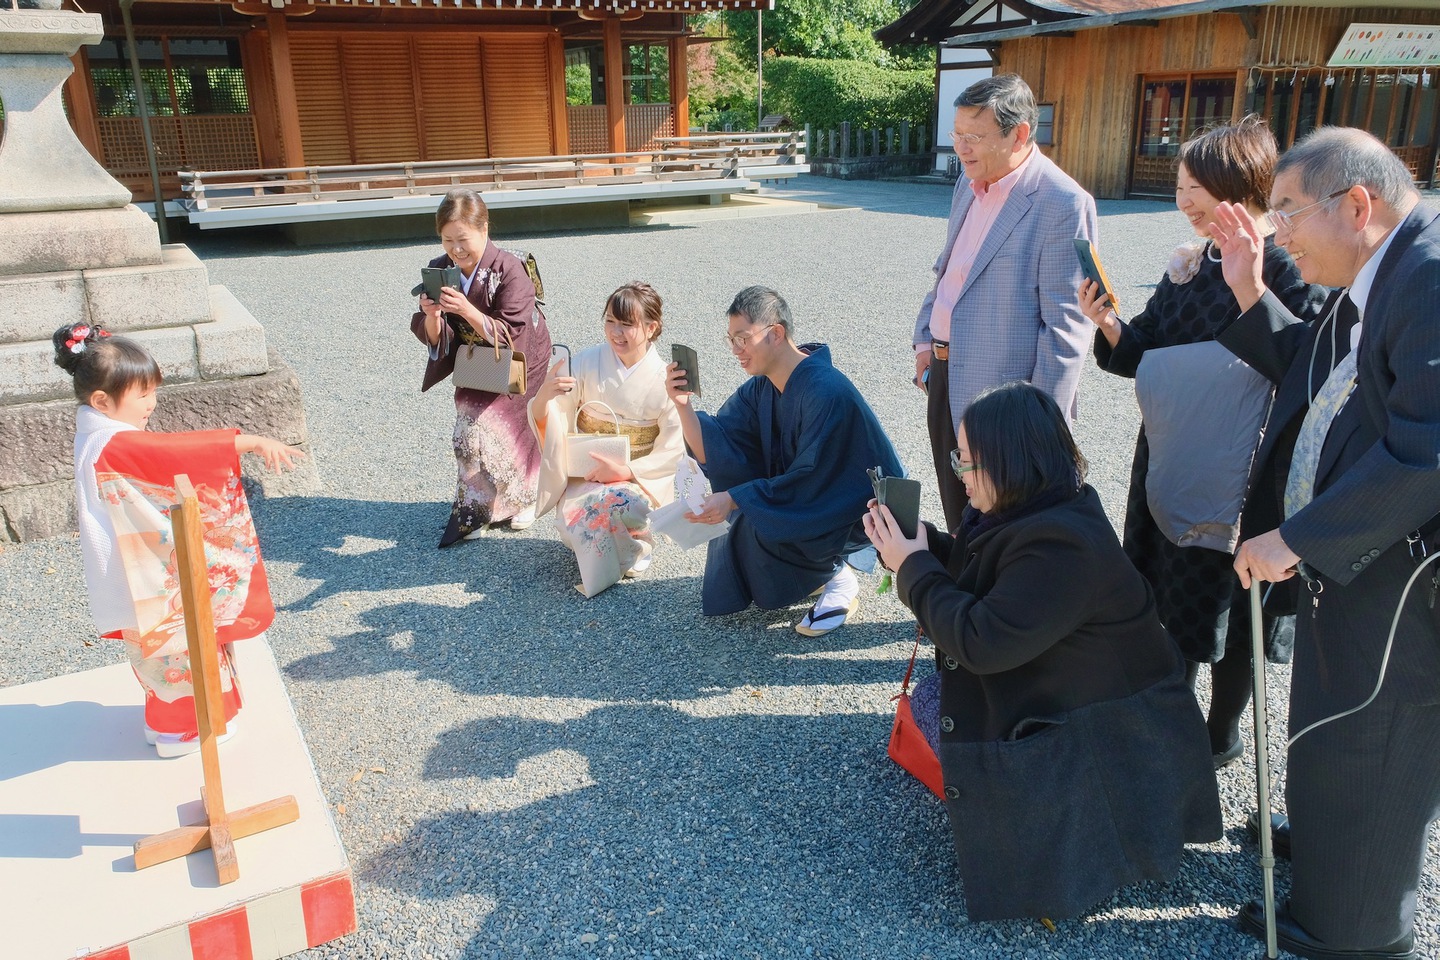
[527,282,684,597]
[55,322,303,757]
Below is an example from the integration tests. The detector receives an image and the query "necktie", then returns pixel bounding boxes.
[1283,293,1359,519]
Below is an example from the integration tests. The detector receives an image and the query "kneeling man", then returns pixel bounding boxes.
[667,286,904,636]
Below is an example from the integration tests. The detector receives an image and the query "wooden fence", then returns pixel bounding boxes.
[804,121,933,180]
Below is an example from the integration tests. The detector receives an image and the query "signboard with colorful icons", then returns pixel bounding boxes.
[1328,23,1440,68]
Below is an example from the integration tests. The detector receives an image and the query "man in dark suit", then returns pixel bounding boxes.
[1210,127,1440,960]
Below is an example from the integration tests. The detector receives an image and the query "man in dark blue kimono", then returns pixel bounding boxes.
[667,286,904,636]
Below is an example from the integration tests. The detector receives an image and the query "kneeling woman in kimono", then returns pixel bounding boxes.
[528,282,684,597]
[865,381,1222,922]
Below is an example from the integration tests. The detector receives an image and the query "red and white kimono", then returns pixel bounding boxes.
[73,405,274,737]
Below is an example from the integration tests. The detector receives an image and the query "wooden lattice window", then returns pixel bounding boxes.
[87,36,258,176]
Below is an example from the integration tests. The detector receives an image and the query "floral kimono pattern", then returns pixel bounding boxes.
[83,420,273,735]
[529,344,685,597]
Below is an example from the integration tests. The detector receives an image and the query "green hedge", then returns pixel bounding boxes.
[764,57,933,132]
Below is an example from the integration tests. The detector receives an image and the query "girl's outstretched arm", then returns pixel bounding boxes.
[235,434,306,472]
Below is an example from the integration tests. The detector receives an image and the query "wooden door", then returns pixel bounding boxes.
[1129,74,1236,197]
[481,35,555,157]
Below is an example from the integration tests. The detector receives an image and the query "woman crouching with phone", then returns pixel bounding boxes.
[411,188,552,546]
[865,381,1221,922]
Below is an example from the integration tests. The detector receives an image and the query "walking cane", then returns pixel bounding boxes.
[1250,580,1278,959]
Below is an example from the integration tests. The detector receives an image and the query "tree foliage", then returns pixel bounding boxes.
[687,36,760,131]
[718,1,932,70]
[763,57,933,131]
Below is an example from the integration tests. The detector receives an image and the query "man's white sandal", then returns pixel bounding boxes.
[795,595,859,637]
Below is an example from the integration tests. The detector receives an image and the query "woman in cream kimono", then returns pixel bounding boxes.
[528,282,684,597]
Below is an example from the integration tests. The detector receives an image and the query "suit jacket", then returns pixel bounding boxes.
[1219,203,1440,707]
[913,149,1098,423]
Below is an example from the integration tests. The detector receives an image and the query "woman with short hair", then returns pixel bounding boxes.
[1078,117,1326,765]
[866,381,1222,922]
[411,188,553,545]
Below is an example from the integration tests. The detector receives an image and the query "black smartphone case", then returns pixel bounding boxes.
[671,343,701,399]
[872,473,921,540]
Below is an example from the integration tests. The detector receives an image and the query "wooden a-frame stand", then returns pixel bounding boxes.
[132,474,300,884]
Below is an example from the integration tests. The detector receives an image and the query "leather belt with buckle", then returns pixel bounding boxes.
[932,341,950,361]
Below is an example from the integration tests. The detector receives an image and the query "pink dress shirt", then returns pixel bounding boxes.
[924,147,1036,347]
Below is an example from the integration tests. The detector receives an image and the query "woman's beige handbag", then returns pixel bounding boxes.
[452,323,527,394]
[565,400,631,479]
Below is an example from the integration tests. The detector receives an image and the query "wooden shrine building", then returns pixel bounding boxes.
[50,0,776,219]
[877,0,1440,199]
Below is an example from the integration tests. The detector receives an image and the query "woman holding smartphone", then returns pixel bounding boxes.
[410,189,552,546]
[527,282,683,597]
[866,382,1221,922]
[1077,118,1326,766]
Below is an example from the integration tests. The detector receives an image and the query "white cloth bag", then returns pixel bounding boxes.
[649,455,729,550]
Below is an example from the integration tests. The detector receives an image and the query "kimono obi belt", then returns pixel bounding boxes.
[576,406,660,458]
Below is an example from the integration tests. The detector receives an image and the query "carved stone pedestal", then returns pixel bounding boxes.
[0,8,317,542]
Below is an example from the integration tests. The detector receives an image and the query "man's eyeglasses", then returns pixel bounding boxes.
[949,130,993,148]
[1271,188,1351,233]
[723,324,777,351]
[950,450,979,478]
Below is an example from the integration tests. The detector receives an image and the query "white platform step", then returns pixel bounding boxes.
[0,636,354,960]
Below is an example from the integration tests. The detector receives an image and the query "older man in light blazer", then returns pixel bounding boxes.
[914,74,1097,528]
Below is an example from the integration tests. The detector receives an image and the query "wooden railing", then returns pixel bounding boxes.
[806,121,927,161]
[178,134,806,213]
[652,130,805,169]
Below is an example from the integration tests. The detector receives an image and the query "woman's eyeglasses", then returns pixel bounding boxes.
[950,450,979,478]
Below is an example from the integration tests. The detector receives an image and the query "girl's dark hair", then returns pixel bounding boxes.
[51,323,162,404]
[960,381,1087,514]
[1178,115,1277,211]
[604,281,664,342]
[435,188,489,235]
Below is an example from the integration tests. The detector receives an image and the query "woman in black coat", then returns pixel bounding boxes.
[865,381,1222,922]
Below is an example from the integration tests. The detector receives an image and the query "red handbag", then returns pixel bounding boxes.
[888,630,945,799]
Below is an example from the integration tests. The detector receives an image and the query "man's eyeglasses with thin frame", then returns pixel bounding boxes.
[950,450,979,478]
[949,130,994,149]
[723,323,777,351]
[1271,188,1351,233]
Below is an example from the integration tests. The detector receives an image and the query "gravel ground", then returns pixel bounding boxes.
[3,175,1435,959]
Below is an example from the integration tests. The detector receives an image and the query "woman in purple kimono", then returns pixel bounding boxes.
[411,189,553,546]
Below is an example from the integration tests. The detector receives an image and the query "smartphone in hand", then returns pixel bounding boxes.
[671,343,701,398]
[868,466,921,540]
[1074,239,1121,319]
[419,265,464,302]
[551,343,573,377]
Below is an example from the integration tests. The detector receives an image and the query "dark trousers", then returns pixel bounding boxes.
[1286,693,1440,947]
[925,354,970,531]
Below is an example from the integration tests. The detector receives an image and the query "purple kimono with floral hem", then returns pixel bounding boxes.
[410,240,552,545]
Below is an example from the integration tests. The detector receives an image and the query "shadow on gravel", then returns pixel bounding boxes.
[279,575,912,703]
[357,704,1265,958]
[360,708,963,957]
[257,496,914,699]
